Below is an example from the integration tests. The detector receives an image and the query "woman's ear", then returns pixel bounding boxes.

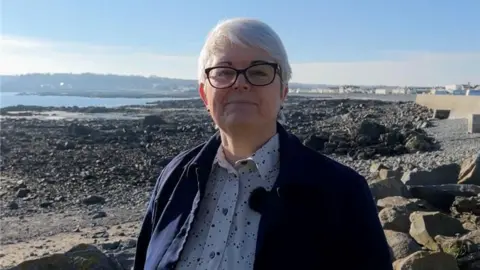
[199,83,208,107]
[281,86,289,102]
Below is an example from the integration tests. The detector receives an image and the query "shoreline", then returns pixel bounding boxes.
[0,93,416,113]
[3,91,198,99]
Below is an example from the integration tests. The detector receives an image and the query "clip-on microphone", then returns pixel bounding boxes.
[248,187,269,214]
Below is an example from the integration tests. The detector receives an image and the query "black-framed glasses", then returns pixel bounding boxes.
[205,63,280,89]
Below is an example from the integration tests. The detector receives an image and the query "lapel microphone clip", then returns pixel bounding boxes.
[248,187,282,214]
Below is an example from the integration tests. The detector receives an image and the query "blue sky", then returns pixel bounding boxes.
[2,0,479,85]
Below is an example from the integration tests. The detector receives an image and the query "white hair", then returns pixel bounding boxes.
[198,18,291,124]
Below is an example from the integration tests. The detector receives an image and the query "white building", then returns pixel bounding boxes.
[375,88,392,95]
[445,84,464,91]
[391,88,407,94]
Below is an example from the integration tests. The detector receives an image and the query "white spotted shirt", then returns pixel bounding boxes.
[175,134,280,270]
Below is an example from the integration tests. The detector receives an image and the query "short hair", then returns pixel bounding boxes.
[198,18,290,124]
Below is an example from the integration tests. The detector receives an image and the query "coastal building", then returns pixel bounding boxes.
[375,88,392,95]
[339,85,361,94]
[445,84,464,91]
[391,87,407,94]
[430,88,450,95]
[411,87,431,94]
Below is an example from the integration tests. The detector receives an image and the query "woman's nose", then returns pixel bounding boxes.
[232,73,250,91]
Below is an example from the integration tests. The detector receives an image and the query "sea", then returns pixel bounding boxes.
[0,92,197,108]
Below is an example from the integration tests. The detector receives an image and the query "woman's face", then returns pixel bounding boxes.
[199,43,288,131]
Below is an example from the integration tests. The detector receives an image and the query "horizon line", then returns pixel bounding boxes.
[2,72,475,88]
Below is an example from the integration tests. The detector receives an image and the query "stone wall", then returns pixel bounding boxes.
[416,95,480,119]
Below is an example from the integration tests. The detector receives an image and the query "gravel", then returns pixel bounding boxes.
[334,118,480,178]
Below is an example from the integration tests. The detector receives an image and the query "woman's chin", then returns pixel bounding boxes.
[221,114,260,129]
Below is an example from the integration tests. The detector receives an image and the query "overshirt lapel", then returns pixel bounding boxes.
[157,169,200,268]
[157,132,221,269]
[255,123,302,258]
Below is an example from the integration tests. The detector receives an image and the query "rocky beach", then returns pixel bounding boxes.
[1,96,479,269]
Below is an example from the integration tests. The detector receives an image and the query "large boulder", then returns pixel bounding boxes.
[378,197,434,233]
[384,230,422,262]
[407,184,480,212]
[380,207,413,233]
[458,152,480,185]
[409,211,467,251]
[451,196,480,216]
[7,244,125,270]
[401,164,460,186]
[393,251,459,270]
[369,177,410,200]
[377,196,432,211]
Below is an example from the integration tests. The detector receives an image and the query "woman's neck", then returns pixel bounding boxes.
[220,122,277,164]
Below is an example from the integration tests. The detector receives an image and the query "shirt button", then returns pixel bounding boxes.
[222,208,228,215]
[209,251,216,259]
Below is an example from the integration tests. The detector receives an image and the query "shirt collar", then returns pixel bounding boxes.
[213,134,280,180]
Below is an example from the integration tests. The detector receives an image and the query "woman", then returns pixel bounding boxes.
[134,18,392,270]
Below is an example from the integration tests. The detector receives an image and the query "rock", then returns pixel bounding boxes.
[7,254,73,270]
[82,195,106,205]
[378,197,434,233]
[435,231,480,257]
[8,201,19,210]
[458,254,480,270]
[142,115,166,127]
[401,164,461,186]
[100,241,121,251]
[67,123,95,137]
[303,133,329,151]
[119,239,137,249]
[393,251,458,270]
[91,211,107,219]
[417,121,430,129]
[451,196,480,216]
[56,141,76,150]
[407,185,480,212]
[109,249,136,270]
[7,243,124,270]
[377,197,432,211]
[380,207,413,233]
[404,133,434,153]
[379,168,403,181]
[370,162,389,173]
[356,119,387,143]
[410,184,480,196]
[16,188,30,198]
[369,177,411,200]
[458,152,480,185]
[435,230,480,269]
[409,211,467,251]
[384,230,422,262]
